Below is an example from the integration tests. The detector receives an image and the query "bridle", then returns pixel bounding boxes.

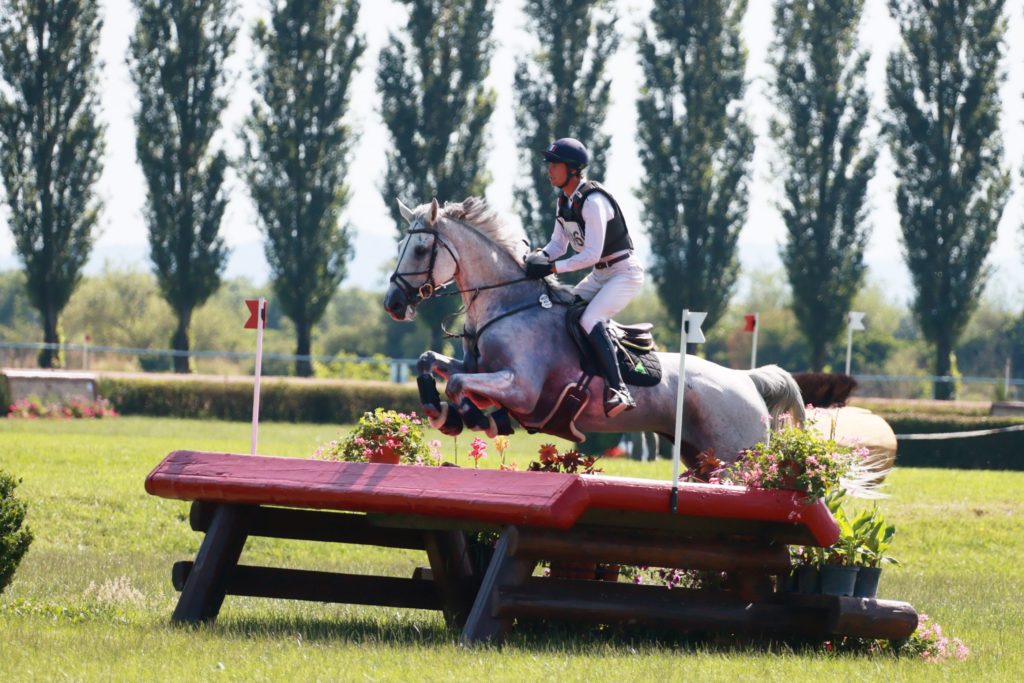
[388,221,460,307]
[388,214,561,340]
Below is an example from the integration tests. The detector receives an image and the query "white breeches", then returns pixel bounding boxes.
[572,255,645,333]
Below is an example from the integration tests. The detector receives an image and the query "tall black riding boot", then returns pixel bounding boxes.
[587,321,636,418]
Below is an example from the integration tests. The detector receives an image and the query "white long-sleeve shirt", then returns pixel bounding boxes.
[540,184,616,274]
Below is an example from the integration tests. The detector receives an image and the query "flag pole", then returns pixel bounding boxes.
[251,298,266,455]
[671,309,689,515]
[750,313,759,369]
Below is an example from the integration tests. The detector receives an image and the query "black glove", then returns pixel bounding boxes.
[525,252,553,279]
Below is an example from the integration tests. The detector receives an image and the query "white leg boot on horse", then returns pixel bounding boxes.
[587,321,636,418]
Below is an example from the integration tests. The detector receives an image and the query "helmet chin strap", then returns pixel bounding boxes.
[557,167,582,190]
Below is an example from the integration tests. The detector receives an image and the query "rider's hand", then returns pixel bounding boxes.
[525,252,553,279]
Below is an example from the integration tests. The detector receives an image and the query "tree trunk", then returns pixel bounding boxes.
[296,323,312,377]
[811,342,826,373]
[172,307,194,374]
[933,335,954,400]
[38,304,61,369]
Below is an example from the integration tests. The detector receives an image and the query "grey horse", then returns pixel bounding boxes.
[384,197,805,465]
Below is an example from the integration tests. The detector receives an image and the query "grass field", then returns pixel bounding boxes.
[1,416,1021,681]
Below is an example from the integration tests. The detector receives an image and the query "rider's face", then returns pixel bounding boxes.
[547,161,568,188]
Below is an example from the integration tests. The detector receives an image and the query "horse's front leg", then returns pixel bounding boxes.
[446,370,539,438]
[416,351,468,436]
[417,350,465,380]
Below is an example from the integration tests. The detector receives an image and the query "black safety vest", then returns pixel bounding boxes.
[556,180,633,258]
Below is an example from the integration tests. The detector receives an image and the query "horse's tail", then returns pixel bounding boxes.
[746,365,806,427]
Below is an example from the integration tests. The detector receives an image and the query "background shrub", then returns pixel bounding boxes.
[97,377,421,424]
[1,470,34,594]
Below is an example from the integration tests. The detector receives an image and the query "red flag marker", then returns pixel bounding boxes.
[244,299,267,329]
[245,298,268,455]
[743,314,757,332]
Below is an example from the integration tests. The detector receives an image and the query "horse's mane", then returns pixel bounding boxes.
[441,197,529,262]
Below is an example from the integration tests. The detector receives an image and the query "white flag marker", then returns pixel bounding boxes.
[672,309,706,513]
[846,311,866,375]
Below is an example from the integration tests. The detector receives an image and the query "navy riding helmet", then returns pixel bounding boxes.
[542,138,590,170]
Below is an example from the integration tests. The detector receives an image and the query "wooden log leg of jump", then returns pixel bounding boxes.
[172,503,250,624]
[423,530,476,628]
[461,527,535,647]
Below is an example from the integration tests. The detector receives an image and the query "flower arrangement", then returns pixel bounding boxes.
[686,418,864,504]
[314,408,430,464]
[7,396,118,420]
[527,444,602,474]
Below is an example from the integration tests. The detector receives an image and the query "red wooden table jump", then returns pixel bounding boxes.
[145,450,839,544]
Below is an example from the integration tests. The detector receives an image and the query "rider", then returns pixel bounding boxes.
[524,137,645,418]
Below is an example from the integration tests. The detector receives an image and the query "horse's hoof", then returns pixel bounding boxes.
[434,403,464,436]
[491,409,514,436]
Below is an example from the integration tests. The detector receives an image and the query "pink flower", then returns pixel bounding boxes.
[469,437,488,467]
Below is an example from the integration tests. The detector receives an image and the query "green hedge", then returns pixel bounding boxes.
[881,414,1024,434]
[895,429,1024,470]
[868,412,1024,471]
[97,377,421,424]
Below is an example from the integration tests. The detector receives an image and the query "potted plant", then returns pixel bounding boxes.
[819,494,860,596]
[852,506,898,598]
[315,408,431,465]
[717,419,864,504]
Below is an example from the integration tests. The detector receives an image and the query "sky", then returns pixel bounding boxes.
[2,0,1023,308]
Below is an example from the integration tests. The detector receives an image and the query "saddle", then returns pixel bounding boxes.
[565,303,662,388]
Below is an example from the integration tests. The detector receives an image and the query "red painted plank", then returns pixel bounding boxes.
[580,475,840,547]
[145,451,589,529]
[145,451,839,545]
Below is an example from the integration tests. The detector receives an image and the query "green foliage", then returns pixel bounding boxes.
[241,0,364,376]
[128,0,236,373]
[0,468,33,594]
[96,376,420,423]
[0,0,105,368]
[315,408,430,464]
[885,0,1012,399]
[769,0,875,371]
[636,0,754,336]
[377,0,497,351]
[313,353,390,382]
[513,0,618,246]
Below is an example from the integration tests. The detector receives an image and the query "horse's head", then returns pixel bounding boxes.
[384,198,459,321]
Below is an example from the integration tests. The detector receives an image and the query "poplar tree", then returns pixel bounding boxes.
[769,0,875,371]
[378,0,496,352]
[636,0,754,335]
[129,0,236,374]
[886,0,1010,399]
[513,0,618,247]
[0,0,104,368]
[241,0,364,377]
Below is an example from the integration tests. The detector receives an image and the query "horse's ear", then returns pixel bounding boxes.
[397,199,414,224]
[429,198,440,224]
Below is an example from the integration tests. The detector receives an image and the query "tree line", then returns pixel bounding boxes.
[0,0,1018,399]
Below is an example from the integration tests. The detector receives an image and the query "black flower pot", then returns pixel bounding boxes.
[853,566,882,598]
[795,565,820,594]
[820,565,858,596]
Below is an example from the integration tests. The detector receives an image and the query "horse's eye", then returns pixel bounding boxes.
[414,245,429,257]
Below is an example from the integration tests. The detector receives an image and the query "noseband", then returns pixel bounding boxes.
[389,224,459,306]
